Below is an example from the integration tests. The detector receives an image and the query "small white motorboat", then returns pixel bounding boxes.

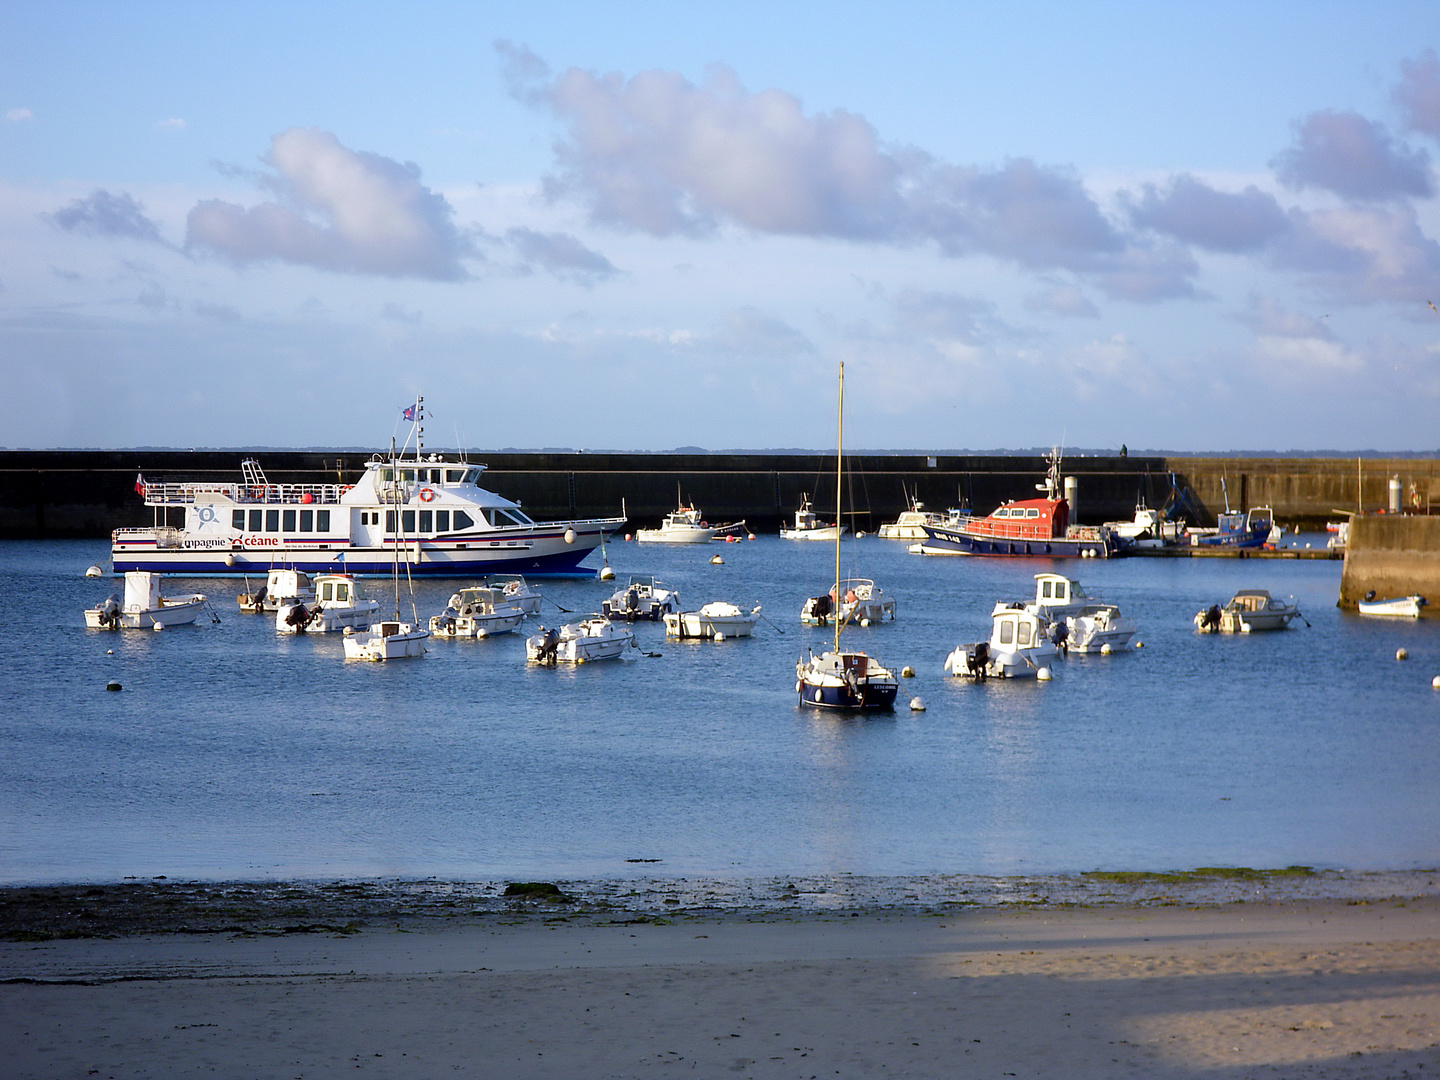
[237,567,315,612]
[801,577,896,625]
[636,504,716,544]
[342,620,429,660]
[664,601,760,639]
[1195,589,1302,632]
[84,571,207,629]
[526,617,635,663]
[276,574,380,633]
[1027,573,1136,654]
[1105,501,1185,550]
[780,495,847,541]
[602,576,680,621]
[428,586,526,637]
[1357,592,1427,618]
[479,574,542,616]
[877,491,946,540]
[944,602,1057,679]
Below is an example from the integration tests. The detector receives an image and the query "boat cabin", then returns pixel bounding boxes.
[314,574,364,607]
[988,603,1050,652]
[1030,573,1092,618]
[969,496,1069,541]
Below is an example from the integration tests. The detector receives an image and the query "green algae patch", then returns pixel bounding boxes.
[1084,866,1315,885]
[502,881,574,903]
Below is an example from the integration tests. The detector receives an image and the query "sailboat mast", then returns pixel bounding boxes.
[833,361,844,654]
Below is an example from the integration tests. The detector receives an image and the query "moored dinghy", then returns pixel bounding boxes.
[84,571,207,629]
[1357,592,1427,618]
[526,617,635,663]
[801,577,896,625]
[238,568,315,612]
[664,601,760,639]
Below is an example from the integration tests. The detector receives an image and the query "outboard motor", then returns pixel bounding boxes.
[98,595,120,629]
[284,603,312,632]
[250,585,267,613]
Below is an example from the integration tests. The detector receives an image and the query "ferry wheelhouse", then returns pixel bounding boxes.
[112,409,625,578]
[915,451,1120,559]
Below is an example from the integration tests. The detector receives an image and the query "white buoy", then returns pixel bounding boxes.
[1432,676,1440,689]
[710,554,724,564]
[224,553,236,567]
[563,528,577,545]
[909,696,926,711]
[714,632,725,641]
[152,623,164,631]
[1100,643,1112,655]
[598,564,615,581]
[1134,640,1144,648]
[85,565,103,578]
[1397,648,1409,661]
[747,533,755,541]
[625,533,632,541]
[856,530,866,538]
[1036,666,1053,680]
[860,617,871,627]
[901,666,915,678]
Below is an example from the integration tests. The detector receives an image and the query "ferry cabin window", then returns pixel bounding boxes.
[316,510,330,531]
[452,510,474,530]
[465,468,482,485]
[232,510,245,529]
[419,510,432,532]
[266,509,280,532]
[249,509,262,531]
[402,510,415,533]
[386,511,396,532]
[435,510,449,532]
[378,468,393,483]
[299,510,313,532]
[283,509,297,532]
[998,619,1015,645]
[445,469,467,483]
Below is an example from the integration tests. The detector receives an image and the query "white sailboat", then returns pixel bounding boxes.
[796,363,898,710]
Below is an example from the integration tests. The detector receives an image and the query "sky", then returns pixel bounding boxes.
[3,1,1440,453]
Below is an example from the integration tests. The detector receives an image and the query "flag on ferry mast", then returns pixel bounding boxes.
[402,404,417,421]
[134,473,145,496]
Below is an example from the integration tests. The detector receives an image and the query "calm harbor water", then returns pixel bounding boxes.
[3,535,1438,886]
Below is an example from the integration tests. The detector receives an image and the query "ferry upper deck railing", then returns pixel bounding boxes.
[140,482,347,506]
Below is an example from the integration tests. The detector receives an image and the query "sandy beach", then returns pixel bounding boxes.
[4,876,1440,1079]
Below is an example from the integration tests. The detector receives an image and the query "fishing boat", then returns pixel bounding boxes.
[944,602,1058,679]
[1357,592,1427,618]
[237,567,315,612]
[84,571,207,629]
[1104,501,1184,550]
[664,601,760,639]
[427,586,526,637]
[525,617,635,663]
[877,491,945,540]
[1194,589,1301,632]
[343,619,430,660]
[275,574,379,633]
[601,577,680,621]
[110,399,624,577]
[914,450,1121,558]
[800,578,896,626]
[796,363,898,710]
[1188,506,1273,549]
[635,504,716,544]
[781,495,847,541]
[1026,573,1137,654]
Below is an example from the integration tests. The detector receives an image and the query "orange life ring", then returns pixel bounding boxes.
[419,487,436,502]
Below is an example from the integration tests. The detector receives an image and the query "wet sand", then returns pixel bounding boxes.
[4,874,1440,1078]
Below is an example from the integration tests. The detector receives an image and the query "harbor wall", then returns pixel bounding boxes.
[1338,515,1440,611]
[0,449,1436,539]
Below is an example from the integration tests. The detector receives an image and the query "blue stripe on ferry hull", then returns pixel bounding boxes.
[112,545,600,578]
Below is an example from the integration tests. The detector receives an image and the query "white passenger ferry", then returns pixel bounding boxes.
[112,408,625,578]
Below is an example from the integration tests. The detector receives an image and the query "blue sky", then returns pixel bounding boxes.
[3,1,1439,451]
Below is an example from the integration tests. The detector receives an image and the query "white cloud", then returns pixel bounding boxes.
[186,128,474,280]
[1252,334,1363,374]
[156,118,187,131]
[5,108,33,123]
